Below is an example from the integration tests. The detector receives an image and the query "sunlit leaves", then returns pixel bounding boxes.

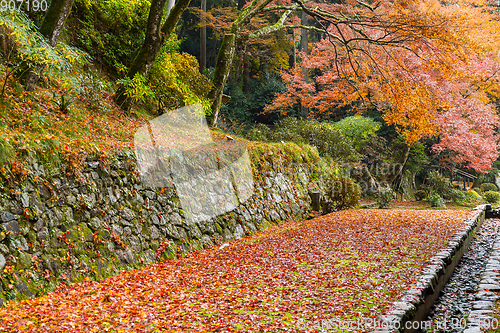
[0,11,87,70]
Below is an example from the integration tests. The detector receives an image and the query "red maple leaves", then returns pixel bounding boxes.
[0,209,471,332]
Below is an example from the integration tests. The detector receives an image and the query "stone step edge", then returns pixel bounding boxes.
[464,221,500,333]
[371,205,487,333]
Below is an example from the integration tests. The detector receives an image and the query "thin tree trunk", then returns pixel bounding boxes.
[207,33,236,126]
[243,56,249,93]
[200,0,206,73]
[19,0,75,90]
[40,0,75,46]
[0,27,7,57]
[207,0,277,125]
[387,143,411,184]
[114,0,191,112]
[300,10,309,118]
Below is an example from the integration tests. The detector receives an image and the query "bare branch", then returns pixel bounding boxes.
[248,4,299,39]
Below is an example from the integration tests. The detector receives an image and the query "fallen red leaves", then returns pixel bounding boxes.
[0,209,471,332]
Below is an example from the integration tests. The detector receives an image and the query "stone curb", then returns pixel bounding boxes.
[371,205,487,333]
[464,227,500,332]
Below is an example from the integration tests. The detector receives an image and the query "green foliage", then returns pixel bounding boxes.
[404,141,428,175]
[0,11,87,79]
[480,182,498,192]
[246,123,272,141]
[483,190,500,204]
[74,72,109,111]
[450,189,464,203]
[482,168,499,184]
[415,190,427,201]
[220,71,288,127]
[426,170,454,200]
[70,0,150,75]
[377,186,396,208]
[451,189,477,206]
[429,193,445,207]
[148,42,212,114]
[246,117,358,161]
[52,92,73,113]
[469,189,482,199]
[323,174,361,211]
[0,131,14,165]
[245,116,381,161]
[117,73,154,104]
[333,116,381,150]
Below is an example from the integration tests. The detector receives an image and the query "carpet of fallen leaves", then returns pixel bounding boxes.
[0,209,472,332]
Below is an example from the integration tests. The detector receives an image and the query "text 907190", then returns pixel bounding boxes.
[0,0,48,12]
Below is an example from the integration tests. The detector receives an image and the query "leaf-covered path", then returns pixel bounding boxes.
[0,209,471,332]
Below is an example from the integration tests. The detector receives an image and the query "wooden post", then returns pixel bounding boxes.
[310,191,321,211]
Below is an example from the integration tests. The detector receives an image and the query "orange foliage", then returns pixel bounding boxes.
[268,0,500,171]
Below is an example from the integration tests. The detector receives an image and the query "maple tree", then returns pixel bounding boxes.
[0,209,471,332]
[265,0,500,173]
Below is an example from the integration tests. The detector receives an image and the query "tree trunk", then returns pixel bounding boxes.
[40,0,75,46]
[387,143,411,184]
[200,0,206,73]
[208,33,236,126]
[19,0,75,90]
[243,56,249,94]
[114,0,191,112]
[300,11,309,118]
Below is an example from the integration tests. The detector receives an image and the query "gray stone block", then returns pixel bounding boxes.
[472,300,494,310]
[1,220,19,235]
[463,327,482,333]
[476,290,500,302]
[478,283,500,291]
[0,253,5,271]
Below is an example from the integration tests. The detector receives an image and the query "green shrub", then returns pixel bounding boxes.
[246,123,272,142]
[0,11,85,78]
[483,191,500,204]
[481,183,498,192]
[429,193,445,207]
[415,190,427,201]
[333,116,381,151]
[458,190,479,205]
[0,135,14,166]
[377,186,396,208]
[147,43,212,113]
[468,189,482,199]
[450,189,462,201]
[247,117,358,161]
[323,175,361,211]
[427,170,454,200]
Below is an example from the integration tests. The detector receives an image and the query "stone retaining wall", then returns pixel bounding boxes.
[0,144,323,305]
